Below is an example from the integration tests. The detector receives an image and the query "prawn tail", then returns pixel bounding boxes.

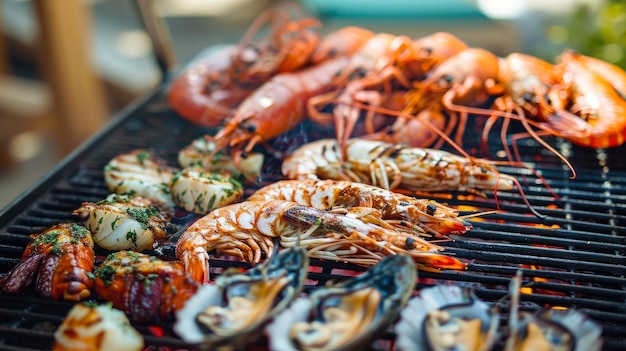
[180,248,211,284]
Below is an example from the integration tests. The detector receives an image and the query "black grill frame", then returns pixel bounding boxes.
[0,84,625,350]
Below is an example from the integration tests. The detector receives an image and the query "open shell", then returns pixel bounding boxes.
[266,254,416,351]
[395,284,500,351]
[507,308,603,351]
[173,246,308,349]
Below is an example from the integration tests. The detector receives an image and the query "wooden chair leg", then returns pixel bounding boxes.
[33,0,109,155]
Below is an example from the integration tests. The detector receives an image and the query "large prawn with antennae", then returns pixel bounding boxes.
[167,5,321,127]
[176,199,466,283]
[281,138,547,217]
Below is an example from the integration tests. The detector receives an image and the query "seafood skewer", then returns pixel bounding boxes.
[176,199,466,283]
[266,254,416,351]
[174,247,308,349]
[0,223,94,302]
[248,179,471,236]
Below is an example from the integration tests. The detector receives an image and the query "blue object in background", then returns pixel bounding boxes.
[301,0,487,19]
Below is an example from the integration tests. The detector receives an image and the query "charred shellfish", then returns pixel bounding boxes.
[395,284,500,351]
[173,246,308,349]
[506,307,603,351]
[266,254,416,351]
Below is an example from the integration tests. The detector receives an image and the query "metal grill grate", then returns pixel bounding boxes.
[0,87,625,350]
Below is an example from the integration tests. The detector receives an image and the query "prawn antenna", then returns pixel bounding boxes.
[499,173,547,219]
[444,97,576,180]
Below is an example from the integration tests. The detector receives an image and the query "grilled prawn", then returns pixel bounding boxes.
[74,194,170,252]
[93,251,200,323]
[248,179,471,237]
[104,149,179,208]
[281,138,546,216]
[176,199,465,283]
[0,223,94,302]
[282,138,515,193]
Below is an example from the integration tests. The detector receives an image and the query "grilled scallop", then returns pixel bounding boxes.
[73,193,170,251]
[266,254,416,351]
[178,137,263,179]
[170,167,244,214]
[53,303,144,351]
[104,149,179,208]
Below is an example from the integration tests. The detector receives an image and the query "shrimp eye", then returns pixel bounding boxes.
[357,67,367,77]
[405,237,415,250]
[247,125,256,133]
[426,204,437,216]
[522,92,533,103]
[544,94,553,105]
[419,47,432,58]
[443,75,453,83]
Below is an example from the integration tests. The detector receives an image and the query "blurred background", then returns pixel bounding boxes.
[0,0,623,208]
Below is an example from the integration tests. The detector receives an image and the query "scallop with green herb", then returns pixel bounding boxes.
[73,194,170,251]
[170,167,244,214]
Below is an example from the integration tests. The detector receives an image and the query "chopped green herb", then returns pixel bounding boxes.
[136,151,149,165]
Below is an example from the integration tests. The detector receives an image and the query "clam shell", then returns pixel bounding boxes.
[395,284,499,351]
[508,308,603,351]
[266,254,416,351]
[173,247,308,348]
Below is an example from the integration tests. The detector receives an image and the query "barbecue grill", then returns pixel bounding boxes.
[1,58,626,350]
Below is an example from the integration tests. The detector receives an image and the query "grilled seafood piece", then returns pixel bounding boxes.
[282,138,515,194]
[104,149,179,208]
[176,199,465,283]
[248,179,471,237]
[0,223,94,302]
[53,303,144,351]
[74,194,170,251]
[266,254,416,351]
[166,4,321,128]
[170,167,244,214]
[506,308,603,351]
[178,137,264,179]
[174,247,308,349]
[93,251,200,323]
[395,284,499,351]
